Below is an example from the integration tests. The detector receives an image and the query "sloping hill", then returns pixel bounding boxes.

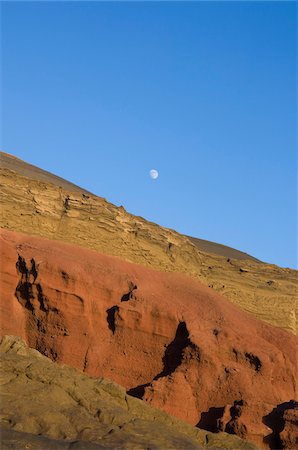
[0,151,259,262]
[1,336,257,449]
[0,151,92,195]
[1,228,297,448]
[0,152,297,333]
[188,236,260,262]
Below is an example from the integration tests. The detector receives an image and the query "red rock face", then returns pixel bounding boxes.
[263,400,298,449]
[280,406,298,449]
[0,228,297,448]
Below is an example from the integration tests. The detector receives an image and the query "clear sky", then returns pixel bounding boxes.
[1,1,297,268]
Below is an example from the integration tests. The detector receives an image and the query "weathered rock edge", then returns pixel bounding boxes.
[0,335,257,450]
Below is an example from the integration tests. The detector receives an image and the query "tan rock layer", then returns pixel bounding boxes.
[1,335,258,449]
[0,167,297,334]
[0,228,297,448]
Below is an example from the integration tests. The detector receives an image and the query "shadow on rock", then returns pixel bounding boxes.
[263,400,297,449]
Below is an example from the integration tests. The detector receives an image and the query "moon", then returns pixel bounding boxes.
[149,169,159,180]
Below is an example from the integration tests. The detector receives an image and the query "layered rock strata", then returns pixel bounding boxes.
[0,156,297,334]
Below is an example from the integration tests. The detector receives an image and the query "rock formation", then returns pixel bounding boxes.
[1,152,297,448]
[0,227,297,448]
[1,151,297,334]
[280,406,298,449]
[263,400,298,449]
[0,335,257,449]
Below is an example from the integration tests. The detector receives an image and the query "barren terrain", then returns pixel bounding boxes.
[1,228,297,448]
[1,152,297,334]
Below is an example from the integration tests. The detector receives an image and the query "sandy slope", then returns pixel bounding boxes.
[0,153,297,334]
[0,151,260,262]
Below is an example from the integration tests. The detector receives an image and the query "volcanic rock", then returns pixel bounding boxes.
[0,228,297,448]
[280,406,298,449]
[1,152,297,334]
[0,335,257,450]
[263,400,298,449]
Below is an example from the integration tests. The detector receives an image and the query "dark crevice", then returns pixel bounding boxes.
[121,292,132,302]
[36,341,58,361]
[36,284,48,312]
[263,400,297,449]
[197,400,247,438]
[61,271,70,283]
[106,306,119,334]
[30,259,38,283]
[154,321,196,380]
[15,257,58,316]
[233,349,262,372]
[230,400,245,417]
[127,321,199,399]
[16,255,29,280]
[63,196,70,211]
[127,382,150,399]
[121,283,137,302]
[16,255,38,283]
[232,348,239,361]
[245,352,262,372]
[83,346,90,372]
[197,407,225,432]
[15,281,35,312]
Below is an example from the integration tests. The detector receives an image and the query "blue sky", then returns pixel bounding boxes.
[1,1,297,268]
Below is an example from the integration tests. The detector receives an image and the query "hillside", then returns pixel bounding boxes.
[1,335,257,449]
[1,227,297,448]
[0,151,261,262]
[0,151,297,334]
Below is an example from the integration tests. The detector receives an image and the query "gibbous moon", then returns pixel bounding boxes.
[150,169,159,180]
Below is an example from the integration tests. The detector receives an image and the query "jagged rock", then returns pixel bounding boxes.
[217,400,248,438]
[0,229,297,447]
[263,400,298,449]
[280,406,298,449]
[225,419,247,439]
[0,336,257,450]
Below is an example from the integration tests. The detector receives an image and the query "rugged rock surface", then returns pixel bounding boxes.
[0,335,257,450]
[0,228,297,448]
[0,151,260,263]
[280,406,298,449]
[263,400,298,449]
[1,152,297,334]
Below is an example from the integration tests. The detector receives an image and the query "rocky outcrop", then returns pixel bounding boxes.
[216,400,248,439]
[280,405,298,449]
[0,228,297,448]
[0,335,257,450]
[0,154,297,334]
[263,400,298,449]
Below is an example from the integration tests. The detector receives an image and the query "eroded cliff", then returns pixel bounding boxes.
[0,155,297,334]
[1,228,297,448]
